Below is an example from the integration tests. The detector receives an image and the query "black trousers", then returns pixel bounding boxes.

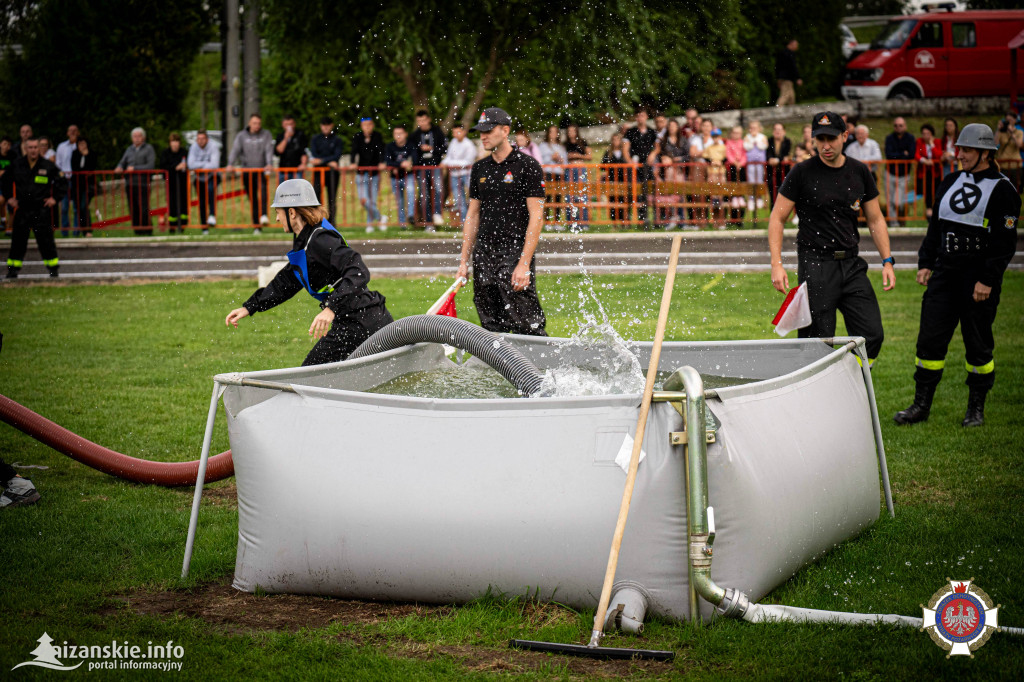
[472,250,547,336]
[302,303,394,366]
[914,265,999,390]
[125,176,151,234]
[242,172,268,225]
[195,176,216,223]
[312,168,340,223]
[7,207,59,267]
[798,252,884,359]
[73,186,93,230]
[166,172,188,228]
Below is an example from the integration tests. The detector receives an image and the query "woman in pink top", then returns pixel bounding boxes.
[725,126,748,218]
[515,130,542,164]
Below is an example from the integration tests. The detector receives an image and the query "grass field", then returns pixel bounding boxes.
[1,272,1023,679]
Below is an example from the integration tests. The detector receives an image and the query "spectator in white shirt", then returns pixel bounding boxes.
[441,123,477,222]
[845,125,882,164]
[538,126,567,221]
[55,125,80,236]
[187,129,222,233]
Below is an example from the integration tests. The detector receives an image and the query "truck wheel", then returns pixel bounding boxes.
[887,83,921,100]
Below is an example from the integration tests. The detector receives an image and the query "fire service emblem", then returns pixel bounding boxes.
[922,579,999,657]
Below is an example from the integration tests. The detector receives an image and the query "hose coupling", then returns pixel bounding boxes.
[716,587,752,620]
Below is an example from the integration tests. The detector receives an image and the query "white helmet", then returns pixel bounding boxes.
[271,179,321,208]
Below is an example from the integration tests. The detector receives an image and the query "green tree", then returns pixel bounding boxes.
[0,0,214,166]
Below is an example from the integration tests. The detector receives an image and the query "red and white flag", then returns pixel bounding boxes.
[772,282,812,336]
[426,277,467,317]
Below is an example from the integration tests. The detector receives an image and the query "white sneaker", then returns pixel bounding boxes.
[746,198,755,211]
[253,228,262,235]
[365,226,375,233]
[379,214,388,227]
[259,214,269,226]
[201,229,210,236]
[207,215,217,227]
[756,198,765,209]
[1,476,40,507]
[432,213,444,227]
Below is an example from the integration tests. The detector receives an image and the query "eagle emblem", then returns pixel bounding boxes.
[922,579,999,657]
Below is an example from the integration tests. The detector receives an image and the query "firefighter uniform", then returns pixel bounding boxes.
[241,219,393,366]
[2,154,66,278]
[467,145,547,336]
[777,128,887,360]
[896,164,1020,426]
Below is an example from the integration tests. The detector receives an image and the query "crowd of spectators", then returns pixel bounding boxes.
[2,107,1021,235]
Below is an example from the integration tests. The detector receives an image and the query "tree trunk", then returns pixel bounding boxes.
[441,71,472,133]
[392,55,430,111]
[460,43,501,129]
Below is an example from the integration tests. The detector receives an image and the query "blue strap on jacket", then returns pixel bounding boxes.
[286,220,346,302]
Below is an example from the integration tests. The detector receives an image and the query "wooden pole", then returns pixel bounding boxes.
[588,234,682,647]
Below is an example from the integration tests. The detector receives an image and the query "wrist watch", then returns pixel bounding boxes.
[882,256,895,267]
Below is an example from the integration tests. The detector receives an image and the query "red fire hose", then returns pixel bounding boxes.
[0,393,233,486]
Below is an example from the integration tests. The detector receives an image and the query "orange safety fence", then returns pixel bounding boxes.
[6,160,1020,234]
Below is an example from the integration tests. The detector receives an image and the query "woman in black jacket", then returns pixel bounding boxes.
[225,179,393,366]
[160,133,189,232]
[70,137,98,237]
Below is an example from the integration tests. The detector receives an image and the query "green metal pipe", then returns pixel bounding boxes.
[675,366,727,622]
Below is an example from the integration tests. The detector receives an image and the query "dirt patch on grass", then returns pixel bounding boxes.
[386,639,672,678]
[200,482,238,507]
[896,478,955,507]
[105,581,441,635]
[105,582,676,675]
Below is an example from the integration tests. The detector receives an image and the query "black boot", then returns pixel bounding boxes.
[48,265,59,278]
[6,266,19,279]
[962,388,988,428]
[894,382,938,425]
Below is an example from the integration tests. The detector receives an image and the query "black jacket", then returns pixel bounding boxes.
[70,149,98,195]
[409,125,447,166]
[776,47,800,81]
[0,155,66,209]
[243,223,387,318]
[351,131,385,169]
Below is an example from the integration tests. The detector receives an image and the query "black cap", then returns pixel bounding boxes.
[471,107,512,132]
[811,111,845,138]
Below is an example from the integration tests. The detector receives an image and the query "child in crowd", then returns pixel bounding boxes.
[703,128,728,227]
[725,126,747,219]
[743,120,768,209]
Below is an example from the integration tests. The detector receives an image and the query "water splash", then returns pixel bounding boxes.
[535,315,645,398]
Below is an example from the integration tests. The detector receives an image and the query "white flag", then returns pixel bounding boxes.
[773,281,812,337]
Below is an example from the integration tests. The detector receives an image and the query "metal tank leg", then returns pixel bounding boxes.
[182,381,225,578]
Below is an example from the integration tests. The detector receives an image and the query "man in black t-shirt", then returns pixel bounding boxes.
[274,115,308,182]
[456,107,547,336]
[623,110,658,223]
[769,111,896,363]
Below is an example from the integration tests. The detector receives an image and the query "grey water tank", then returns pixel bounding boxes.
[220,338,882,622]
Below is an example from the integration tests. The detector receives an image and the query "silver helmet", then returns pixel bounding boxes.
[271,179,321,208]
[955,123,998,151]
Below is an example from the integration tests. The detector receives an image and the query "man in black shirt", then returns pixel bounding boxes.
[274,115,308,182]
[769,111,896,363]
[351,117,386,232]
[775,39,802,106]
[410,110,447,227]
[884,117,916,227]
[623,110,657,223]
[309,116,344,224]
[456,107,547,335]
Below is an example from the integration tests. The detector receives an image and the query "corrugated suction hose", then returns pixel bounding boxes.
[0,394,234,486]
[349,314,544,396]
